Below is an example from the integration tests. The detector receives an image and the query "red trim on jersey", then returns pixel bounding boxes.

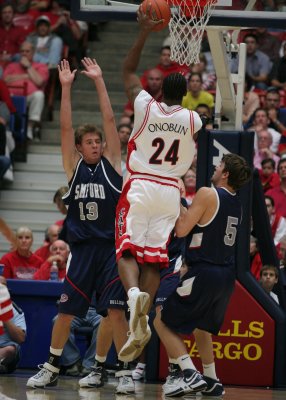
[157,102,183,115]
[131,171,178,183]
[189,110,194,137]
[116,238,169,268]
[132,98,154,141]
[1,299,13,321]
[129,173,179,189]
[65,275,91,303]
[126,139,136,174]
[131,177,179,189]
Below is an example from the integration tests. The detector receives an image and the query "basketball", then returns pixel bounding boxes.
[141,0,171,32]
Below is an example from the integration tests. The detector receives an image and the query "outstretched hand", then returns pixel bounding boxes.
[58,59,77,86]
[137,5,163,31]
[81,57,102,80]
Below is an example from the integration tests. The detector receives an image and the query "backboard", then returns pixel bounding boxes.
[71,0,286,28]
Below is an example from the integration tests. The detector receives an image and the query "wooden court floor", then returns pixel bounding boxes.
[1,373,286,400]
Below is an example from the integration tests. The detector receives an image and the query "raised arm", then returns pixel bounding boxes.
[58,59,79,181]
[81,57,121,174]
[175,187,217,237]
[0,218,16,250]
[122,7,160,106]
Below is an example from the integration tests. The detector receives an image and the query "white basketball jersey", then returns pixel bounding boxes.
[127,90,202,178]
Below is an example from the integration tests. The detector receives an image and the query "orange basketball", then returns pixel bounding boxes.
[141,0,171,32]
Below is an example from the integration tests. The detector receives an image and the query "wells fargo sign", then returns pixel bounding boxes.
[158,281,275,386]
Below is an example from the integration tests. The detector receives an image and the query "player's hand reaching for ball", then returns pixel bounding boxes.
[58,59,76,86]
[137,5,163,32]
[81,57,103,81]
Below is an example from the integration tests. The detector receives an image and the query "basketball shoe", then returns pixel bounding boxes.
[26,363,59,388]
[79,365,107,388]
[163,369,207,397]
[119,291,151,361]
[162,364,183,392]
[115,370,135,394]
[132,362,146,380]
[201,376,225,396]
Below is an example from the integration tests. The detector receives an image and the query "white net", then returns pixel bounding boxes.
[167,0,217,66]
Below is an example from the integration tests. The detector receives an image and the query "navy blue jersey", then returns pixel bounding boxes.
[63,156,122,243]
[185,187,242,267]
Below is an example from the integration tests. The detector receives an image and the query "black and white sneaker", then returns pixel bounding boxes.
[26,363,59,388]
[115,370,135,394]
[78,365,107,388]
[163,369,207,397]
[162,365,183,392]
[201,376,225,396]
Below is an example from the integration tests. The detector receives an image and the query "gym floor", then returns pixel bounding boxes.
[0,372,286,400]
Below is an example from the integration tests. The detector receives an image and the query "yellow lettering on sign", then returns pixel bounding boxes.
[249,321,264,339]
[232,320,249,337]
[243,344,262,361]
[212,342,224,360]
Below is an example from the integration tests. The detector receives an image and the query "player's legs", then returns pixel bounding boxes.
[27,242,99,389]
[139,262,161,306]
[154,310,207,397]
[193,329,225,396]
[193,329,214,365]
[51,313,75,349]
[26,312,75,389]
[79,316,113,389]
[117,252,140,293]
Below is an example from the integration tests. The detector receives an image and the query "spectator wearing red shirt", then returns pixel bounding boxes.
[123,68,163,118]
[141,46,190,88]
[0,226,43,279]
[250,235,262,280]
[0,2,26,68]
[0,79,16,114]
[3,41,49,140]
[259,158,280,192]
[34,223,61,261]
[266,158,286,218]
[34,239,69,281]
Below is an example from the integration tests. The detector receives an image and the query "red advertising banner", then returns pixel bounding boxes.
[158,281,275,386]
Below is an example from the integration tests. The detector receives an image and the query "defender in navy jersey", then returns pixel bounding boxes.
[154,154,252,397]
[27,58,132,394]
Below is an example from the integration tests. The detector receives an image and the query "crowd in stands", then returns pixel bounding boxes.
[0,0,89,182]
[0,0,286,377]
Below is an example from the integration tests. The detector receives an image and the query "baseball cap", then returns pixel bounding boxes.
[35,15,51,26]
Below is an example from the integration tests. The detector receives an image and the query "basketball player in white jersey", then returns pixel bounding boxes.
[116,7,202,361]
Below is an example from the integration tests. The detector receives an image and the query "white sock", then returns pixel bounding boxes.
[95,355,106,363]
[169,358,177,364]
[49,347,63,356]
[177,354,196,371]
[128,287,140,298]
[136,362,146,370]
[27,126,33,140]
[203,362,218,380]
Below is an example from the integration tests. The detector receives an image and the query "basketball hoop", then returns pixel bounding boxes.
[167,0,217,66]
